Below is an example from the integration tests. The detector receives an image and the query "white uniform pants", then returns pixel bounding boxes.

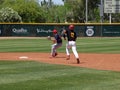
[51,43,62,56]
[66,41,79,59]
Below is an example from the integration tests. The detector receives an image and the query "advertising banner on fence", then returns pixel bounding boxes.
[0,25,2,36]
[102,25,120,36]
[0,24,120,37]
[11,25,31,36]
[85,26,95,37]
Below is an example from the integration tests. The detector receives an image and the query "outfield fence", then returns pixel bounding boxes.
[0,23,120,37]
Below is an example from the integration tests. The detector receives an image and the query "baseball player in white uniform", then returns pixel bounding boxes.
[63,24,80,64]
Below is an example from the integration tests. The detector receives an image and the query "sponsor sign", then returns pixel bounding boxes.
[85,26,94,37]
[104,0,120,13]
[12,28,28,34]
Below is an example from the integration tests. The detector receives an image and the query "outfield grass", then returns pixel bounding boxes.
[0,61,120,90]
[77,37,120,53]
[0,37,120,90]
[0,37,120,53]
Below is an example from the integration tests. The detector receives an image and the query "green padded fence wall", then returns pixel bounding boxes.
[0,23,120,37]
[102,25,120,37]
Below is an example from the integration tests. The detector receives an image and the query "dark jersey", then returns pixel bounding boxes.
[66,30,77,41]
[54,34,62,44]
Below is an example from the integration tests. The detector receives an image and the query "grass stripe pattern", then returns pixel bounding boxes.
[0,61,120,90]
[0,37,120,53]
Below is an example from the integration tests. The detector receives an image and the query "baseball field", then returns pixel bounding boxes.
[0,37,120,90]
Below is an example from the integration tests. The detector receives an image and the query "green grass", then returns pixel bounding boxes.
[0,39,51,52]
[77,37,120,53]
[0,37,120,53]
[0,37,120,90]
[0,61,120,90]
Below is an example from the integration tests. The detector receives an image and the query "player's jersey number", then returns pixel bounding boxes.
[70,32,74,38]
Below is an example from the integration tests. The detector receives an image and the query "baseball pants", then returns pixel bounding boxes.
[51,43,62,56]
[66,41,79,59]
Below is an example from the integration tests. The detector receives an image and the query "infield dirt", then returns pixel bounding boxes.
[0,52,120,71]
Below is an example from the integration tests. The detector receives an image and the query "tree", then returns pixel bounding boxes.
[2,0,120,23]
[64,0,85,23]
[64,0,100,23]
[0,0,4,4]
[0,7,22,22]
[41,0,66,23]
[1,0,46,23]
[85,0,100,22]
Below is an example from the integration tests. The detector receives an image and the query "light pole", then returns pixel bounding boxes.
[100,0,103,37]
[85,0,88,23]
[100,0,104,23]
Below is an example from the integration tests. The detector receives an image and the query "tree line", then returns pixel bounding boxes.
[0,0,120,23]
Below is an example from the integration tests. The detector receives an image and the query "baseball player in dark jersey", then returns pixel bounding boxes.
[63,24,80,64]
[51,29,62,57]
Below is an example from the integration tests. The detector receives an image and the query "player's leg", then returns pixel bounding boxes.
[72,46,79,58]
[71,41,80,64]
[66,42,71,60]
[51,43,62,57]
[51,43,57,57]
[55,43,62,56]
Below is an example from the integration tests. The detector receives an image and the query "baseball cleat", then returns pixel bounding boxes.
[55,52,58,56]
[52,55,55,57]
[77,58,80,64]
[66,55,70,60]
[52,52,58,57]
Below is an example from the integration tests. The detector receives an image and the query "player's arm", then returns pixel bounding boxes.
[47,36,56,43]
[62,29,67,40]
[52,39,56,43]
[50,38,56,44]
[74,32,77,41]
